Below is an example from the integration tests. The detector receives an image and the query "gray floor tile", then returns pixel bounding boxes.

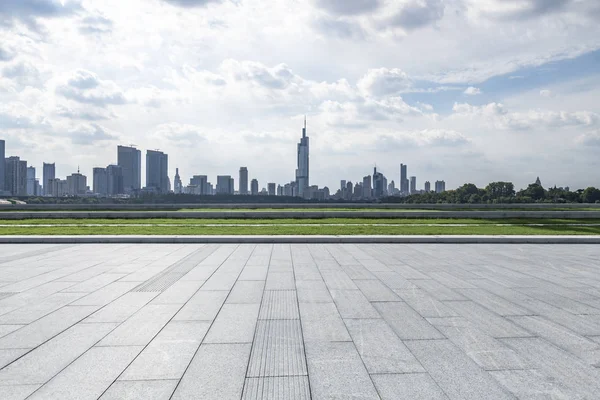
[373,271,417,289]
[345,319,424,374]
[331,290,380,319]
[0,384,41,400]
[84,292,157,323]
[27,346,142,400]
[0,325,24,339]
[412,280,467,301]
[305,341,379,400]
[204,303,260,343]
[100,380,178,400]
[456,288,532,316]
[372,373,449,400]
[259,290,299,320]
[238,266,269,281]
[299,302,351,342]
[0,292,85,325]
[444,301,531,338]
[354,279,400,302]
[374,302,445,340]
[0,348,30,369]
[172,343,251,400]
[489,369,581,399]
[394,289,458,317]
[150,280,205,304]
[296,280,332,303]
[173,290,228,321]
[320,271,358,290]
[71,282,140,306]
[406,339,515,400]
[242,376,310,400]
[265,272,296,290]
[226,280,265,304]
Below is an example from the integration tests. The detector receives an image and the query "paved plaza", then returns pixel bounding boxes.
[1,243,600,399]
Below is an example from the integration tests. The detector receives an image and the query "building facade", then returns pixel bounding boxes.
[267,183,276,196]
[174,168,183,194]
[239,167,248,195]
[251,179,259,195]
[295,118,309,198]
[5,156,27,196]
[93,167,108,195]
[146,150,169,193]
[107,165,124,195]
[410,176,417,194]
[216,175,234,194]
[0,140,5,194]
[400,164,408,194]
[425,181,431,192]
[66,171,87,196]
[43,163,55,196]
[26,167,37,196]
[362,176,372,199]
[118,145,141,194]
[435,180,446,193]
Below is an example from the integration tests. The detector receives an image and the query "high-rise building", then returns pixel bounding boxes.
[410,176,417,194]
[277,185,283,196]
[340,180,346,191]
[118,145,141,193]
[146,150,169,193]
[424,181,431,192]
[373,167,385,198]
[388,180,396,195]
[43,163,55,196]
[189,175,209,195]
[93,167,108,195]
[5,156,27,196]
[362,176,372,199]
[0,140,5,194]
[400,164,408,194]
[268,183,276,196]
[26,166,37,196]
[295,117,309,198]
[66,170,87,196]
[107,165,124,195]
[174,168,183,194]
[239,167,248,195]
[49,178,68,197]
[435,180,446,193]
[251,179,259,195]
[346,181,353,200]
[216,175,234,194]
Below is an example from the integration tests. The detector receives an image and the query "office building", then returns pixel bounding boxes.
[373,167,385,198]
[340,180,346,191]
[49,178,68,197]
[268,183,276,196]
[217,175,234,194]
[295,117,309,198]
[400,164,408,194]
[26,167,37,196]
[425,181,431,192]
[362,176,372,199]
[174,168,183,194]
[388,180,396,195]
[239,167,248,195]
[251,179,259,195]
[435,180,446,193]
[189,175,209,195]
[43,163,55,196]
[66,170,87,196]
[93,167,108,195]
[277,185,283,196]
[0,140,5,194]
[107,165,124,195]
[5,156,27,196]
[410,176,417,194]
[118,145,141,193]
[146,150,169,193]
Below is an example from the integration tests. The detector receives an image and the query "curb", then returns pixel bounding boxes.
[1,235,600,244]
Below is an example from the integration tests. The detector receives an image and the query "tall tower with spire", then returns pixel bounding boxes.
[295,116,310,198]
[174,168,183,194]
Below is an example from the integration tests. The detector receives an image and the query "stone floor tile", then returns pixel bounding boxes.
[203,303,260,343]
[242,376,310,400]
[173,290,228,321]
[296,280,332,303]
[299,302,351,342]
[444,301,531,338]
[372,373,449,400]
[226,280,265,304]
[394,289,458,318]
[331,290,380,319]
[100,380,178,400]
[0,384,41,400]
[259,290,299,320]
[374,302,445,340]
[354,279,400,302]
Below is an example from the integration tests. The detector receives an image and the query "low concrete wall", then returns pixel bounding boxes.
[1,235,599,244]
[1,210,600,219]
[0,203,599,211]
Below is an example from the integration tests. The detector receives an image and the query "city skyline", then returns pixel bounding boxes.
[0,1,599,190]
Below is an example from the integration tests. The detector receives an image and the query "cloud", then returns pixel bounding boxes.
[1,60,43,87]
[453,102,599,130]
[465,0,571,21]
[55,105,115,121]
[79,14,112,35]
[313,17,366,39]
[220,59,299,90]
[0,46,15,62]
[375,129,470,150]
[540,89,553,97]
[385,0,445,31]
[576,131,600,147]
[55,69,128,107]
[464,86,482,95]
[66,123,118,145]
[153,123,207,145]
[0,103,35,129]
[0,0,82,30]
[161,0,222,8]
[357,68,412,97]
[313,0,382,16]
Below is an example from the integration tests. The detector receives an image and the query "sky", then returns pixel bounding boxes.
[1,0,599,192]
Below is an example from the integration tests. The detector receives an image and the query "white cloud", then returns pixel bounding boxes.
[55,69,127,107]
[464,86,482,95]
[540,89,553,97]
[357,68,412,97]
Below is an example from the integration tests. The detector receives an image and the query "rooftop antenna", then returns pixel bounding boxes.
[302,115,307,138]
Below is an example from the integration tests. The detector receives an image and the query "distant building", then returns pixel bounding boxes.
[239,167,248,195]
[340,180,346,191]
[146,150,169,193]
[410,176,417,194]
[354,182,363,198]
[5,156,27,196]
[49,178,68,197]
[217,175,234,194]
[66,170,87,196]
[400,164,408,194]
[26,166,37,196]
[93,167,108,195]
[43,163,55,196]
[424,181,431,193]
[295,118,309,198]
[107,165,124,195]
[268,183,276,196]
[435,180,446,193]
[118,145,141,193]
[362,176,372,199]
[388,180,395,195]
[0,140,5,194]
[174,168,183,194]
[277,185,283,196]
[189,175,209,195]
[251,179,259,195]
[535,177,542,186]
[373,168,385,198]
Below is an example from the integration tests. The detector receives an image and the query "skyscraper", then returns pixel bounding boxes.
[5,156,27,196]
[410,176,417,194]
[435,180,446,193]
[93,167,108,195]
[239,167,248,195]
[268,183,276,196]
[107,165,124,195]
[43,162,55,196]
[216,175,233,194]
[118,145,141,193]
[362,176,372,199]
[66,169,87,196]
[425,181,431,192]
[251,179,259,195]
[189,175,208,195]
[26,167,36,196]
[400,164,408,194]
[0,140,5,193]
[174,168,183,194]
[295,117,309,198]
[373,167,385,198]
[146,150,169,193]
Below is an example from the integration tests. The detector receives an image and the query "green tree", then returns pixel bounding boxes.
[582,187,600,203]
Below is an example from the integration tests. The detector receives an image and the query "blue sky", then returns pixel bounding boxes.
[1,0,600,191]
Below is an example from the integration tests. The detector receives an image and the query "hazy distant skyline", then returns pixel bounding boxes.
[1,0,599,190]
